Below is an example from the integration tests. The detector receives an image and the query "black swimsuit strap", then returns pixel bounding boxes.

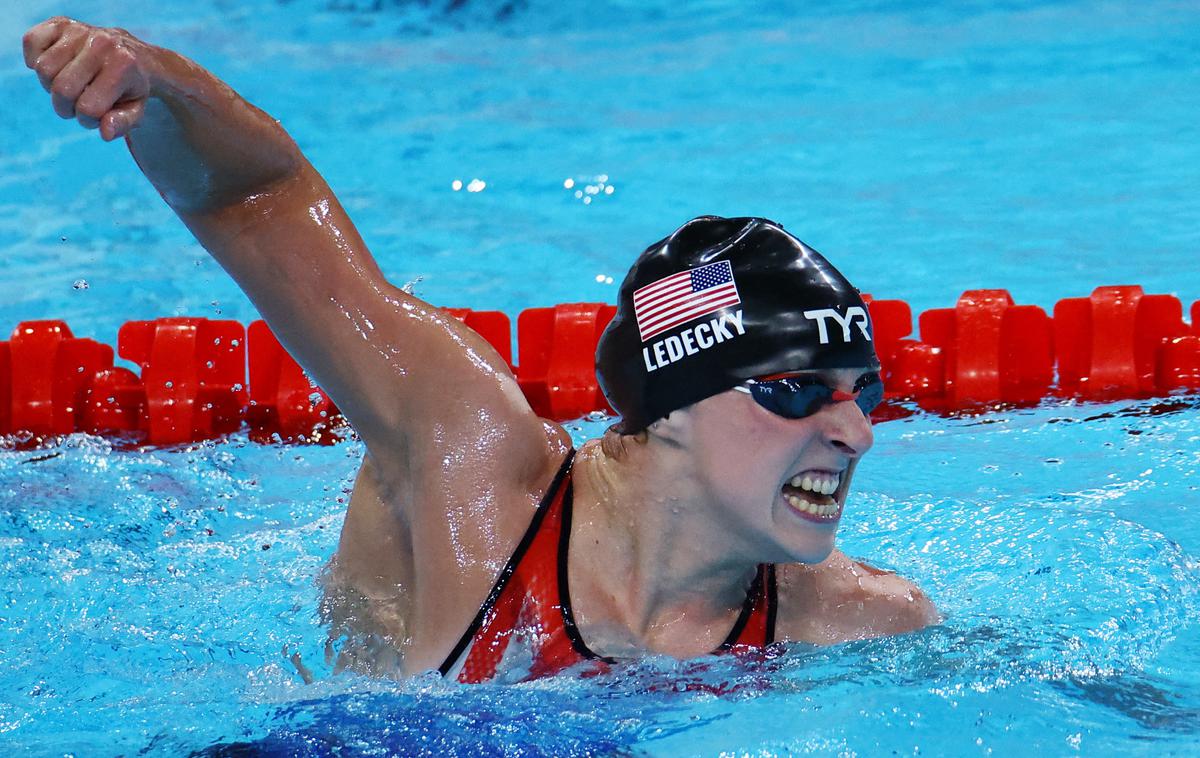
[765,563,778,645]
[716,563,778,651]
[437,448,576,676]
[556,475,617,664]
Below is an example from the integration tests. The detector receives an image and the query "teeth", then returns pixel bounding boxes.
[788,471,841,496]
[783,493,840,519]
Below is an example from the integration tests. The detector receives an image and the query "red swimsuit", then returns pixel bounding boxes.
[439,450,778,684]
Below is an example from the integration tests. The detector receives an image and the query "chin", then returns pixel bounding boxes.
[783,538,836,565]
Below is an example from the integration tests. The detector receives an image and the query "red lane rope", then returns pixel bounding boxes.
[1,286,1197,445]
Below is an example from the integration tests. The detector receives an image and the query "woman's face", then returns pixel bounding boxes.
[681,367,877,564]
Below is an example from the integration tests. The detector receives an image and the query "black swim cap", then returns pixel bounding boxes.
[595,216,880,433]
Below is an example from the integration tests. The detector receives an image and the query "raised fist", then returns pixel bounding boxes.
[23,17,153,141]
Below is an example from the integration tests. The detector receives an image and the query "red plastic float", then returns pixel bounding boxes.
[885,340,946,404]
[3,321,113,437]
[1054,286,1188,399]
[1157,335,1200,394]
[861,295,913,376]
[79,367,144,435]
[517,303,616,420]
[246,320,341,443]
[920,290,1054,407]
[1152,299,1200,394]
[118,318,247,445]
[0,340,10,435]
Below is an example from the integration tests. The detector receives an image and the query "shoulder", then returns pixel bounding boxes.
[773,550,940,645]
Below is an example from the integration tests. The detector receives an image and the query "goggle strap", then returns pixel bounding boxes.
[756,371,804,382]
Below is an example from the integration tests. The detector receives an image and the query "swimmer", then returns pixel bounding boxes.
[24,17,939,682]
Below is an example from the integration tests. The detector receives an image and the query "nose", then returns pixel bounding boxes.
[822,397,875,458]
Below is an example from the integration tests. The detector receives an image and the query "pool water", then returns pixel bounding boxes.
[3,0,1199,755]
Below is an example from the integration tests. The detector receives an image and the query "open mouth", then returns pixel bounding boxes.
[781,470,843,522]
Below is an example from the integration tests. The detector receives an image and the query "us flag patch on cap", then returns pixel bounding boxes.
[633,261,741,342]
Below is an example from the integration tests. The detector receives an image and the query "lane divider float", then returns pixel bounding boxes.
[1,285,1197,446]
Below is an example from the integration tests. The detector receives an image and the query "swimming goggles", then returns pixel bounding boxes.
[733,371,885,420]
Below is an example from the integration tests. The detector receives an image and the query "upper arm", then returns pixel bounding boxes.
[775,550,940,644]
[177,162,548,466]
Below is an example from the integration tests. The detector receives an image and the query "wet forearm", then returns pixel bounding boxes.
[127,44,300,214]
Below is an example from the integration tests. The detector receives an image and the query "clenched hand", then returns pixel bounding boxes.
[24,17,153,141]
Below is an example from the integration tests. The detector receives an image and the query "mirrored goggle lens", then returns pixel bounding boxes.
[747,372,884,420]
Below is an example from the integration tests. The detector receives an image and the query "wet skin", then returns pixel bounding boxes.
[25,17,940,676]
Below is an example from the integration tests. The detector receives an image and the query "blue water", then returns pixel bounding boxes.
[2,0,1200,755]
